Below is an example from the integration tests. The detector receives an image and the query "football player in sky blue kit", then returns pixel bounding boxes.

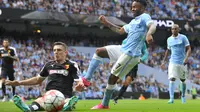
[76,0,156,109]
[161,24,191,104]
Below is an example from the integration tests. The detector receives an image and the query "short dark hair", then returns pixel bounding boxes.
[134,0,147,7]
[3,38,9,42]
[53,42,68,50]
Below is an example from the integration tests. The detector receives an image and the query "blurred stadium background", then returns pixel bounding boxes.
[0,0,199,105]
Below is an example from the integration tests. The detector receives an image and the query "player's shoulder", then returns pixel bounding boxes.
[44,60,56,66]
[0,47,4,51]
[179,34,187,39]
[167,36,173,41]
[9,46,16,51]
[68,60,78,66]
[67,60,80,70]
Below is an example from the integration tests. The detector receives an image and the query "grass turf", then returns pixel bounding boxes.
[0,99,199,112]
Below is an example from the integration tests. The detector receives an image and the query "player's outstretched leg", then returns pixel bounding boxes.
[180,80,186,103]
[62,96,79,111]
[113,85,128,105]
[13,95,31,112]
[91,74,119,109]
[82,53,103,87]
[168,79,175,104]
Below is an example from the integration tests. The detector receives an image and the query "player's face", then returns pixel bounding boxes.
[3,40,9,48]
[171,25,179,36]
[53,45,66,62]
[131,1,144,17]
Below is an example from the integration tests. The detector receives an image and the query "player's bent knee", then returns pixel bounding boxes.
[170,78,176,81]
[95,47,108,58]
[108,74,119,85]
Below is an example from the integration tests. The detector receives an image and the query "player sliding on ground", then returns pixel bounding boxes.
[6,42,82,112]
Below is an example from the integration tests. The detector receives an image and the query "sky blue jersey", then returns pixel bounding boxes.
[167,34,190,65]
[121,13,153,57]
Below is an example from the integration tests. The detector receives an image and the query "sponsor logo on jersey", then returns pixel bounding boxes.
[49,70,69,76]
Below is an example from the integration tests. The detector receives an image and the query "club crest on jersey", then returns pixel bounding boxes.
[65,65,69,70]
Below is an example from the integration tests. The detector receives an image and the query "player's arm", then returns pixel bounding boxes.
[5,76,45,86]
[146,22,156,44]
[140,43,148,62]
[9,48,19,61]
[6,62,48,86]
[183,36,191,65]
[184,45,191,65]
[99,15,125,35]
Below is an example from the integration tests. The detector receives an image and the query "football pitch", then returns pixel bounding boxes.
[0,99,200,112]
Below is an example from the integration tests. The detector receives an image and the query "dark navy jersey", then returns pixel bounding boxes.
[0,47,17,69]
[39,60,80,97]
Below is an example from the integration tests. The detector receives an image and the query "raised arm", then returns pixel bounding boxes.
[99,15,125,35]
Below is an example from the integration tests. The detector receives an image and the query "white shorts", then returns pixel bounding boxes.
[105,45,122,63]
[168,63,188,80]
[111,53,140,79]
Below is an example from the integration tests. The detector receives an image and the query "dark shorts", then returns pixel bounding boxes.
[126,64,138,80]
[1,68,15,81]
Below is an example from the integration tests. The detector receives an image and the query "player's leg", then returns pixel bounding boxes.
[91,54,139,109]
[1,69,8,101]
[8,70,15,97]
[180,79,186,103]
[82,47,108,86]
[113,64,138,104]
[62,96,79,111]
[13,95,45,111]
[82,45,121,86]
[179,64,187,103]
[168,64,179,104]
[12,95,31,112]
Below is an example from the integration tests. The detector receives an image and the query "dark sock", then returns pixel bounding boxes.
[2,83,6,96]
[29,102,43,111]
[12,86,15,96]
[114,86,128,100]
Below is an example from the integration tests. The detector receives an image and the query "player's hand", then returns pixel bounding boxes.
[5,80,20,86]
[183,58,188,65]
[75,81,85,92]
[146,33,154,44]
[160,63,166,70]
[98,15,107,25]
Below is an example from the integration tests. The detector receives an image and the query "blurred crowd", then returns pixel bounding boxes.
[0,32,199,100]
[0,0,199,20]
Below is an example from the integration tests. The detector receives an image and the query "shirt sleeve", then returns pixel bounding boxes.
[143,14,154,27]
[38,63,49,78]
[123,24,130,33]
[167,38,171,50]
[183,35,190,47]
[13,48,18,57]
[72,62,80,80]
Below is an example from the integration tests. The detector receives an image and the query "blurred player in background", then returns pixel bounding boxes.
[0,38,19,102]
[6,42,81,111]
[161,24,191,104]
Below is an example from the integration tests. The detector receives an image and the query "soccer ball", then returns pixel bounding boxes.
[43,90,65,112]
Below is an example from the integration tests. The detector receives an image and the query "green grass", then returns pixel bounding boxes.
[0,99,200,112]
